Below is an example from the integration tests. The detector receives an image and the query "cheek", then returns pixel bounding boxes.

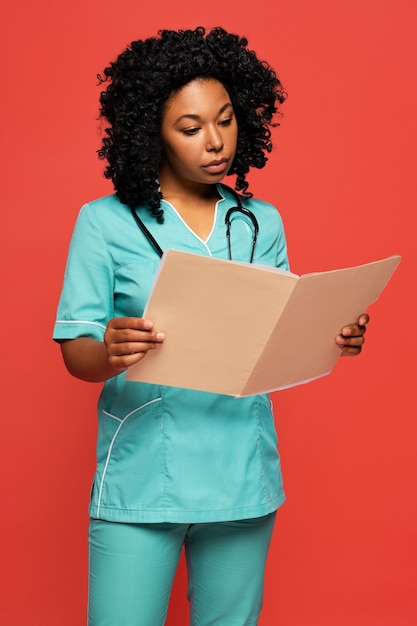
[229,125,238,151]
[176,142,201,165]
[175,148,197,170]
[163,141,187,166]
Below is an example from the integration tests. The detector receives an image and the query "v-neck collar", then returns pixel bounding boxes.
[160,184,228,245]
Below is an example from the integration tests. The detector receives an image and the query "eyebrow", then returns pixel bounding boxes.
[174,103,233,124]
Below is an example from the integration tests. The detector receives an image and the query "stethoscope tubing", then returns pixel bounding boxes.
[225,203,259,263]
[130,205,164,258]
[130,185,259,263]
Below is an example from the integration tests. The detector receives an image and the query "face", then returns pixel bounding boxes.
[159,78,238,190]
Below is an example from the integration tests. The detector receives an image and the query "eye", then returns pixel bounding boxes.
[182,127,200,136]
[219,117,233,127]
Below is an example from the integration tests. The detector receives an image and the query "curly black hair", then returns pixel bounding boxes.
[97,26,287,222]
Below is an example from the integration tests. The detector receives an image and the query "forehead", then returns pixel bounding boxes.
[163,79,231,118]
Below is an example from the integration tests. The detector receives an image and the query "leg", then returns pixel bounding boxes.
[88,519,188,626]
[185,512,276,626]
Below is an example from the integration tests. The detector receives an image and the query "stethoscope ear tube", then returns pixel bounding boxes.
[130,206,164,258]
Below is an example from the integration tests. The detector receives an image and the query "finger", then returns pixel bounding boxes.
[105,338,164,371]
[109,329,164,347]
[107,350,152,370]
[336,334,365,348]
[340,345,363,356]
[340,323,367,338]
[340,314,369,337]
[105,319,164,348]
[358,313,370,326]
[109,337,165,357]
[107,317,154,331]
[107,336,165,369]
[106,331,165,359]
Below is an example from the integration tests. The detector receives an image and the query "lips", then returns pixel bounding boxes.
[202,158,229,174]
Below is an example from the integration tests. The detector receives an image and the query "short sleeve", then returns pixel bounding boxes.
[53,204,114,342]
[274,212,290,272]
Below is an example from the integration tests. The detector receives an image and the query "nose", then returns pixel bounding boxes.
[206,125,223,152]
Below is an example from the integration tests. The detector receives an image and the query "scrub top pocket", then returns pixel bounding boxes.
[90,396,164,520]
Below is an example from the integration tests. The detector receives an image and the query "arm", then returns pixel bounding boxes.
[60,317,165,382]
[335,313,369,356]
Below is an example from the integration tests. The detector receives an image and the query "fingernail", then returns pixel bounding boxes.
[156,332,165,341]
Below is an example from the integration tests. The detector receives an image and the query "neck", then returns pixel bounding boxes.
[158,168,221,204]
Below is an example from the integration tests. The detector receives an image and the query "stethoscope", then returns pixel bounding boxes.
[130,185,259,263]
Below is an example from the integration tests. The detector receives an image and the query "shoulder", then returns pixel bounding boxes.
[66,194,135,255]
[244,196,285,227]
[74,193,133,234]
[78,193,125,218]
[218,184,284,227]
[243,195,286,237]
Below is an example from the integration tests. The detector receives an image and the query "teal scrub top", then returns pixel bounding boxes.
[53,184,289,523]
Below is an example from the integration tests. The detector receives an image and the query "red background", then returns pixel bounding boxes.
[1,1,416,624]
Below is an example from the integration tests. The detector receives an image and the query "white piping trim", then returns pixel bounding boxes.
[102,410,123,423]
[96,397,162,516]
[162,199,221,256]
[55,320,107,330]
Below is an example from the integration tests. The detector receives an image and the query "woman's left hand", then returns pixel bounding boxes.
[335,314,369,356]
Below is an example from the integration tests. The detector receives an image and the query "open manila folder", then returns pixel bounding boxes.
[125,251,401,397]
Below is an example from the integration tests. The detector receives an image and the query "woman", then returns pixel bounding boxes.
[54,27,368,626]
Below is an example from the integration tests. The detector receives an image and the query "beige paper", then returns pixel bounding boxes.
[125,250,401,396]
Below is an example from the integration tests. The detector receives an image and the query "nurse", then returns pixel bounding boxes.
[54,27,368,626]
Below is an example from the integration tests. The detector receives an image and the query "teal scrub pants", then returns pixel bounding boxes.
[88,512,276,626]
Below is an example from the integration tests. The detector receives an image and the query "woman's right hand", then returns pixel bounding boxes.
[60,318,164,383]
[104,317,165,370]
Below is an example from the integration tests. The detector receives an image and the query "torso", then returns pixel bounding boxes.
[54,185,290,524]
